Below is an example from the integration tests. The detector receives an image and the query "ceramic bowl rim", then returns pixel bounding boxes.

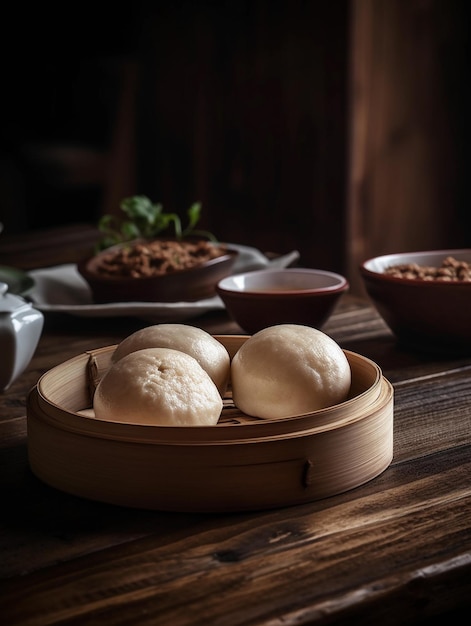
[360,248,471,287]
[79,243,238,285]
[217,268,349,296]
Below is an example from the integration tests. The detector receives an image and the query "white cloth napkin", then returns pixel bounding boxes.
[28,244,300,321]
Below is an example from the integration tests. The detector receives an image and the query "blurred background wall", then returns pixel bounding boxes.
[0,0,469,290]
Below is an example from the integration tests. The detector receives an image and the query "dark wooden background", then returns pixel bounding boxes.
[1,0,469,291]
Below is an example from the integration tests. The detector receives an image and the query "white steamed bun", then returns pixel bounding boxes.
[112,324,230,397]
[94,347,223,426]
[231,324,351,419]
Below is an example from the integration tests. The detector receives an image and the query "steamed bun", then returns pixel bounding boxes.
[112,324,230,396]
[94,347,223,426]
[231,324,351,419]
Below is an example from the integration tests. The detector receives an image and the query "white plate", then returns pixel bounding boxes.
[28,244,300,321]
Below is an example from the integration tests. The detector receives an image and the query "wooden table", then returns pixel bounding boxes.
[1,227,471,624]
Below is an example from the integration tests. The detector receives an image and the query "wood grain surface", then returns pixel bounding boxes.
[1,291,471,624]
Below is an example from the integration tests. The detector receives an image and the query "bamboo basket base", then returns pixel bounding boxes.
[27,336,394,512]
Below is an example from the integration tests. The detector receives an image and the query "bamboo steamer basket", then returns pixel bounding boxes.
[27,335,394,512]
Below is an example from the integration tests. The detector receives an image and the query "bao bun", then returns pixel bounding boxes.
[94,347,223,426]
[112,324,230,397]
[231,324,351,419]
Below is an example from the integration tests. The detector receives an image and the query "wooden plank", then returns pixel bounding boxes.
[1,444,470,624]
[347,0,469,294]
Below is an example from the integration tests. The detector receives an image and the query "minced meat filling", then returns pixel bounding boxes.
[384,256,471,282]
[95,240,227,278]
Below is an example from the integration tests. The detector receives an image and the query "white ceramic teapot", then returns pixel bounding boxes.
[0,282,44,391]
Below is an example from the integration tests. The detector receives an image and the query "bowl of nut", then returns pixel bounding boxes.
[359,249,471,354]
[78,238,238,303]
[77,196,238,303]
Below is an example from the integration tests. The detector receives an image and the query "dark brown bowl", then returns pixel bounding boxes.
[359,249,471,355]
[216,268,349,334]
[78,240,238,303]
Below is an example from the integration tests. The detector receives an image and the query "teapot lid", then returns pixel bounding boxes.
[0,282,32,313]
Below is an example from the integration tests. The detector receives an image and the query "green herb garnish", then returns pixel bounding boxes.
[97,196,216,251]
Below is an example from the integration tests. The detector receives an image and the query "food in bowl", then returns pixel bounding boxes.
[78,239,238,303]
[112,324,230,396]
[359,249,471,354]
[231,324,351,419]
[93,347,223,426]
[383,255,471,281]
[79,194,238,303]
[91,238,227,278]
[216,268,349,335]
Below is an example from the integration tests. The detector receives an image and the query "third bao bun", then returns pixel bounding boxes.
[231,324,352,419]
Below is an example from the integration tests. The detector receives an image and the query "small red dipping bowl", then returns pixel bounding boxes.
[216,268,349,334]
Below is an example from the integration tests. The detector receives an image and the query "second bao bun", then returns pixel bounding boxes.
[112,324,231,397]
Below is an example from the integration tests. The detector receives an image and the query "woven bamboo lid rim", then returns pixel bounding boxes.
[33,344,387,445]
[33,381,380,442]
[29,376,392,446]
